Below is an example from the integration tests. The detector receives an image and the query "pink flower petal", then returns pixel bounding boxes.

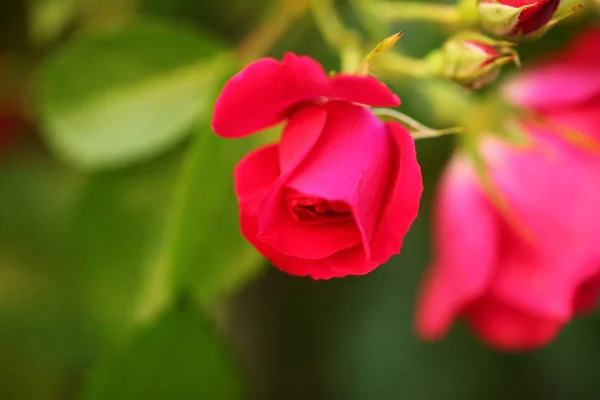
[212,54,330,138]
[415,156,499,340]
[466,296,563,351]
[278,105,327,175]
[233,132,388,279]
[481,128,600,321]
[234,144,281,212]
[568,27,600,64]
[258,102,366,260]
[574,272,600,314]
[282,101,394,261]
[546,101,600,143]
[233,144,348,279]
[504,64,600,111]
[330,74,400,107]
[370,122,422,264]
[504,28,600,111]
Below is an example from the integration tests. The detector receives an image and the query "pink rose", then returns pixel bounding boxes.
[416,28,600,350]
[212,53,422,279]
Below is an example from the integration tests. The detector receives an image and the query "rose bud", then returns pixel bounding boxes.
[212,53,423,280]
[478,0,561,37]
[415,28,600,351]
[434,33,519,89]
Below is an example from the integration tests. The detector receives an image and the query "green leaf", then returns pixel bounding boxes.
[134,126,270,324]
[37,18,228,169]
[82,306,245,400]
[67,148,183,340]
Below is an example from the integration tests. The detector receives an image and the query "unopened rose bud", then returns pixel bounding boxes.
[432,33,519,89]
[478,0,561,37]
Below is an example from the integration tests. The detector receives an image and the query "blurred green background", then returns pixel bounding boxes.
[0,0,599,399]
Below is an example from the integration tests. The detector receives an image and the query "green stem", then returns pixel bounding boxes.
[373,2,462,25]
[375,52,435,78]
[309,0,362,72]
[457,0,482,26]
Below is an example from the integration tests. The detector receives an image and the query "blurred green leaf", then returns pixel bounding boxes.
[82,305,244,400]
[67,148,182,341]
[0,146,92,399]
[135,125,270,324]
[37,18,228,169]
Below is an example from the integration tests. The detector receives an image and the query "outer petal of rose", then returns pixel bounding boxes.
[466,297,563,351]
[278,105,327,176]
[259,242,376,280]
[415,156,499,340]
[330,75,400,107]
[515,0,559,34]
[233,144,335,278]
[234,144,281,212]
[277,101,394,262]
[258,102,364,259]
[482,129,600,321]
[504,64,600,111]
[212,54,330,138]
[503,29,600,110]
[546,102,600,143]
[573,271,600,314]
[234,146,361,279]
[369,122,422,264]
[568,27,600,64]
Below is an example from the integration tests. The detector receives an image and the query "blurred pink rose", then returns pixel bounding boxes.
[212,53,422,279]
[416,28,600,350]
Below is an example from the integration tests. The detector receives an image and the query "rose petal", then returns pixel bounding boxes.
[415,156,499,340]
[258,102,365,260]
[235,144,378,279]
[330,74,400,107]
[567,27,600,64]
[503,28,600,110]
[234,144,281,211]
[281,101,394,261]
[481,128,600,321]
[278,105,327,175]
[235,147,367,279]
[212,54,330,138]
[466,296,563,351]
[243,202,367,279]
[546,101,600,143]
[370,122,422,264]
[574,271,600,314]
[504,64,600,111]
[233,144,346,279]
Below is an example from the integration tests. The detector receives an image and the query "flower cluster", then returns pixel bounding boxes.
[211,1,598,350]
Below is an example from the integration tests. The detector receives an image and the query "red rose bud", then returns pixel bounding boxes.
[478,0,561,37]
[433,33,519,89]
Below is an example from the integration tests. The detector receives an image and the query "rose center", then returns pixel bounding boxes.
[288,197,352,225]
